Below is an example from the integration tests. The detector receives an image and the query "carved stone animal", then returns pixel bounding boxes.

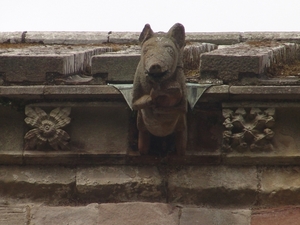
[132,23,187,155]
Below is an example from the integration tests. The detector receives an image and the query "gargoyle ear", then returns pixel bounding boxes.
[139,24,154,44]
[167,23,185,48]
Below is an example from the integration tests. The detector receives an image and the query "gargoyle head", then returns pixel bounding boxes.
[139,23,185,82]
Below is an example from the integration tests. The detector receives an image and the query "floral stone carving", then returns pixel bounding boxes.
[222,107,275,152]
[24,106,71,150]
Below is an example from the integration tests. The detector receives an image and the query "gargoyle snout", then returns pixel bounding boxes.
[145,64,168,78]
[149,64,162,74]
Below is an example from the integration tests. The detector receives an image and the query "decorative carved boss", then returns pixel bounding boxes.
[222,107,275,152]
[24,106,71,150]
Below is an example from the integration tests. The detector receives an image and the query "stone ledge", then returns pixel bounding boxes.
[8,151,300,167]
[0,32,23,43]
[242,32,300,43]
[1,31,243,45]
[76,166,165,203]
[2,85,300,101]
[0,165,300,207]
[223,154,300,166]
[24,31,141,45]
[0,85,229,100]
[229,86,300,99]
[186,32,242,45]
[0,166,76,204]
[168,166,258,206]
[2,31,300,45]
[0,85,121,99]
[21,152,222,166]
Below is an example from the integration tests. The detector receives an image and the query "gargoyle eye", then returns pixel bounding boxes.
[165,46,175,57]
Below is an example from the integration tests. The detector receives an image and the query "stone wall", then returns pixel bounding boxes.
[2,32,300,218]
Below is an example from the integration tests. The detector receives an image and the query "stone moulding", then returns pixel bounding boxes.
[222,107,275,152]
[24,106,71,150]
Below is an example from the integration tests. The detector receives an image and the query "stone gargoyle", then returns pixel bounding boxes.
[132,23,187,155]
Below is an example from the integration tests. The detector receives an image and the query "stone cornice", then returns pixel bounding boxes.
[1,31,300,45]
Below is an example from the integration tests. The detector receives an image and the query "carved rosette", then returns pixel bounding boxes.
[24,106,71,150]
[222,107,275,152]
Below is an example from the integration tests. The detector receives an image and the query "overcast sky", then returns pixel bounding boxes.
[1,0,299,32]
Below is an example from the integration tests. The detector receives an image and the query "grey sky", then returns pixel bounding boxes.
[1,0,299,32]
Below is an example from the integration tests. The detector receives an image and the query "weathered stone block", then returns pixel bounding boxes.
[0,54,75,83]
[0,32,23,43]
[98,202,179,225]
[91,53,140,82]
[76,166,164,202]
[0,205,29,225]
[186,32,242,45]
[180,207,251,225]
[26,31,109,45]
[0,166,75,203]
[168,166,258,206]
[0,106,24,164]
[0,86,44,99]
[70,102,130,154]
[251,206,300,225]
[259,166,300,205]
[200,42,299,84]
[30,203,99,225]
[183,43,217,70]
[25,31,140,44]
[43,85,121,99]
[229,86,300,100]
[242,32,300,44]
[91,43,218,83]
[187,104,223,153]
[0,45,111,84]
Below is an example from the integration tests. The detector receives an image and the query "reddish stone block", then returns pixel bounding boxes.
[251,206,300,225]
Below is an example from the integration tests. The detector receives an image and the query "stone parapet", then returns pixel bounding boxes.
[242,32,300,44]
[2,31,300,45]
